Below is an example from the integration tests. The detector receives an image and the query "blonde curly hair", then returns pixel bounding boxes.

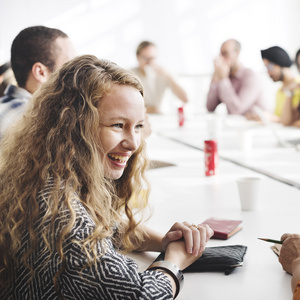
[0,55,149,287]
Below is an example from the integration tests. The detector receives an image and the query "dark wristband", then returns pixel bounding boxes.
[147,260,184,299]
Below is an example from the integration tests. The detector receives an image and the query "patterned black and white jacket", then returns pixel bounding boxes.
[1,185,173,299]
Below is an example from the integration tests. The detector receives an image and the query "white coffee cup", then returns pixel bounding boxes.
[236,177,261,211]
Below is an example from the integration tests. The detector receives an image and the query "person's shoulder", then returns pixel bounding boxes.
[0,96,27,108]
[0,98,27,119]
[0,96,27,116]
[0,85,30,106]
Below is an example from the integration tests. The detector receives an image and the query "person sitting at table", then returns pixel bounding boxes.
[261,46,300,124]
[278,49,300,127]
[131,41,188,114]
[279,233,300,300]
[206,39,266,116]
[0,55,213,299]
[0,25,76,138]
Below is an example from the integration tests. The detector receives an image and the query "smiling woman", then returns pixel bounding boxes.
[98,84,145,180]
[0,55,213,300]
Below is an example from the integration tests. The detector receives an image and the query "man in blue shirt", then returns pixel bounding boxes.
[0,26,76,137]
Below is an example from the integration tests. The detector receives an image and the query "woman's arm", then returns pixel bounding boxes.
[152,64,188,104]
[138,222,214,256]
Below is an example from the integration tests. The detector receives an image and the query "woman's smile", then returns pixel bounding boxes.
[107,153,131,167]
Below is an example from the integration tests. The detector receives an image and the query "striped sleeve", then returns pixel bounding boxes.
[60,201,173,300]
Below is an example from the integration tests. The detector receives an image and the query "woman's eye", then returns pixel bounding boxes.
[135,124,144,130]
[112,123,123,128]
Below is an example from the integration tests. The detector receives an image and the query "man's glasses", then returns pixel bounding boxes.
[266,62,275,71]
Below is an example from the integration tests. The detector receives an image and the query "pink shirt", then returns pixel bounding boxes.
[206,67,266,115]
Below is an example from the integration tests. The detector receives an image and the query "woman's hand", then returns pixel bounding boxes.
[162,221,214,256]
[164,239,203,271]
[279,233,300,274]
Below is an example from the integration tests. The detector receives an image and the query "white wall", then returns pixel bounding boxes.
[0,0,300,112]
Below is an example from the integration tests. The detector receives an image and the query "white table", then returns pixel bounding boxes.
[147,113,300,188]
[127,132,300,300]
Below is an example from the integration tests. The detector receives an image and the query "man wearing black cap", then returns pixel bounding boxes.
[261,46,300,123]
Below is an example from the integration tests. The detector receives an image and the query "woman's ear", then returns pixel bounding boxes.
[31,62,51,84]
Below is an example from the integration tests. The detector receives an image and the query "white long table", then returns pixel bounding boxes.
[127,132,300,300]
[147,113,300,188]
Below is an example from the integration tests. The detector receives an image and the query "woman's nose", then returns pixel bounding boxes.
[122,130,140,151]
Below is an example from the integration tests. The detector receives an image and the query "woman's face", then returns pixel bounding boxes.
[98,85,145,180]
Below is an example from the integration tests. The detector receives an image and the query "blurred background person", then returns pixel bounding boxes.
[279,233,300,299]
[261,46,300,124]
[0,62,16,97]
[279,49,300,127]
[295,50,300,72]
[206,39,266,116]
[0,25,76,138]
[131,41,188,114]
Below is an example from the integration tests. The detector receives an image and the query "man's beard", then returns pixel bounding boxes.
[271,69,284,82]
[278,69,284,81]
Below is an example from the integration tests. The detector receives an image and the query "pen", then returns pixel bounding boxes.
[258,238,283,244]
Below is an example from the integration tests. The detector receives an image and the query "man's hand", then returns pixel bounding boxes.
[212,56,230,81]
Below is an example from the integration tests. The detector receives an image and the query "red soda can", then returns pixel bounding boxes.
[178,107,184,127]
[204,140,218,176]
